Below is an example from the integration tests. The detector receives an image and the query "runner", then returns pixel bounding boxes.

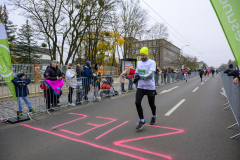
[204,69,206,76]
[199,68,204,81]
[133,47,157,130]
[207,69,210,77]
[212,68,215,77]
[184,67,189,82]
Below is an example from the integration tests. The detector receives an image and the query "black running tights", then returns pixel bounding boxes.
[135,89,156,119]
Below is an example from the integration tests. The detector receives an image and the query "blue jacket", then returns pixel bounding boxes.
[11,77,31,97]
[199,69,204,75]
[82,66,93,85]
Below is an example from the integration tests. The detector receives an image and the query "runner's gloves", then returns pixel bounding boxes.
[133,75,140,84]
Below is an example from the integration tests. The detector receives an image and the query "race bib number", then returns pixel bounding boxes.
[138,69,145,75]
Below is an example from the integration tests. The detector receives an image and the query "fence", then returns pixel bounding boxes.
[221,73,240,139]
[0,71,199,122]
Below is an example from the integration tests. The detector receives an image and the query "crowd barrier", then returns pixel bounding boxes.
[0,71,200,122]
[221,73,240,139]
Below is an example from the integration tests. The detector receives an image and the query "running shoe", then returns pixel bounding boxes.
[29,109,36,113]
[150,115,157,125]
[19,111,23,116]
[136,120,146,130]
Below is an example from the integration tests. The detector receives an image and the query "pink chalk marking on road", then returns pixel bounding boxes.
[114,124,185,160]
[95,121,129,140]
[21,124,148,160]
[87,123,102,127]
[60,116,117,136]
[51,113,87,129]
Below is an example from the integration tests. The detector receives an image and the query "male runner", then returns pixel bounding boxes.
[199,68,203,81]
[184,67,189,82]
[133,47,157,130]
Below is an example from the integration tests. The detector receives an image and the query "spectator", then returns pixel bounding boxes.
[11,72,36,116]
[76,84,85,105]
[128,66,135,90]
[82,61,95,101]
[161,68,165,84]
[76,64,82,83]
[92,64,101,100]
[66,63,77,106]
[172,68,176,82]
[154,66,160,86]
[44,60,63,110]
[167,68,171,83]
[224,64,235,74]
[228,70,240,85]
[119,68,130,92]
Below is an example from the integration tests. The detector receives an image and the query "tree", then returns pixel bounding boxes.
[119,0,149,59]
[0,4,17,63]
[10,0,118,65]
[13,20,42,64]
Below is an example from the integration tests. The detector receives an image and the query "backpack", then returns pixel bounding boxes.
[40,76,50,91]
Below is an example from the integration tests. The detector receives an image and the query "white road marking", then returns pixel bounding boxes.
[205,79,208,81]
[165,99,186,116]
[201,82,204,85]
[192,87,199,92]
[160,86,179,94]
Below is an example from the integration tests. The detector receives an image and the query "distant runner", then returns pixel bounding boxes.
[184,67,189,82]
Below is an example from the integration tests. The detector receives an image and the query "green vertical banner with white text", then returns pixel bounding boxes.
[0,21,17,101]
[210,0,240,66]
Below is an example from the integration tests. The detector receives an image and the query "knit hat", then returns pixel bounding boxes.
[68,63,73,66]
[86,61,91,67]
[51,60,58,64]
[140,47,149,55]
[229,64,233,68]
[17,72,25,78]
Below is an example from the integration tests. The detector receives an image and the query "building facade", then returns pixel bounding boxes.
[124,38,180,69]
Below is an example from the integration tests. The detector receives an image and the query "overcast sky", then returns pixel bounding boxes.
[1,0,235,68]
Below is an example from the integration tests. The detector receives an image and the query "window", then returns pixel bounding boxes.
[136,43,139,47]
[136,49,138,54]
[149,49,152,53]
[153,41,156,45]
[132,50,135,55]
[153,48,156,53]
[141,43,144,47]
[144,42,147,46]
[149,42,152,46]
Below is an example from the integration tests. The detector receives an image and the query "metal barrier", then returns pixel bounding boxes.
[221,73,240,139]
[1,71,200,122]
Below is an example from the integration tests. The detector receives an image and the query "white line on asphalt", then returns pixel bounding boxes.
[160,86,179,94]
[205,79,208,81]
[192,87,199,92]
[165,99,186,116]
[201,82,204,85]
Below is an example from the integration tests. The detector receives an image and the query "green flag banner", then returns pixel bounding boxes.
[0,21,17,101]
[210,0,240,65]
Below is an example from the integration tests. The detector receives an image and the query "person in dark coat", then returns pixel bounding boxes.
[44,60,63,109]
[76,64,82,83]
[224,64,235,74]
[82,61,96,100]
[199,68,204,81]
[11,73,36,115]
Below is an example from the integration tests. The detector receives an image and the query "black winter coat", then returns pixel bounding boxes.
[76,66,82,78]
[44,65,62,80]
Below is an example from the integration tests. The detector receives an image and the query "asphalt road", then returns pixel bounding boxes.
[0,74,239,160]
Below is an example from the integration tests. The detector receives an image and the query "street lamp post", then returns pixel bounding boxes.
[179,45,189,69]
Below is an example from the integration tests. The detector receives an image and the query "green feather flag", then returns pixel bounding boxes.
[0,20,17,101]
[210,0,240,66]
